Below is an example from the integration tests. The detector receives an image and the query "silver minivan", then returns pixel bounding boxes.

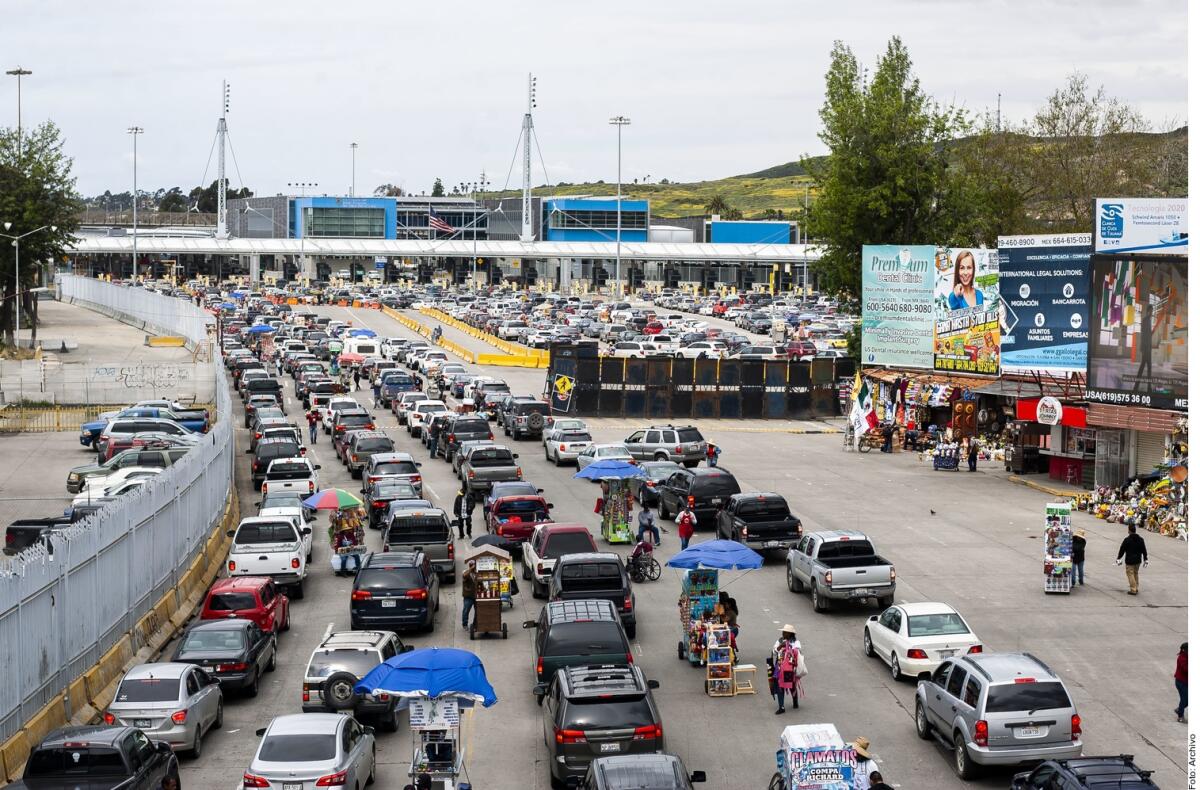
[915,652,1082,780]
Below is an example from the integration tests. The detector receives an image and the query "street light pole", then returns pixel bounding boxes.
[127,126,143,280]
[608,116,630,299]
[5,67,32,158]
[350,143,358,197]
[1,223,56,348]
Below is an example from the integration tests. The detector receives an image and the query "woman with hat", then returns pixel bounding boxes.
[770,625,803,714]
[850,737,880,790]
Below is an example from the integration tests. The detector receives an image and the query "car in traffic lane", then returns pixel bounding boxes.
[863,602,982,681]
[243,713,376,790]
[103,662,223,757]
[171,618,277,697]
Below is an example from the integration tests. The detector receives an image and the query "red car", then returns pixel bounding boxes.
[642,321,664,335]
[786,340,818,360]
[200,576,290,634]
[485,494,555,548]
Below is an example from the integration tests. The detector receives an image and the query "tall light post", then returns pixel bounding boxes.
[288,182,319,281]
[608,115,630,298]
[5,66,32,158]
[350,143,358,197]
[127,126,143,280]
[1,222,56,348]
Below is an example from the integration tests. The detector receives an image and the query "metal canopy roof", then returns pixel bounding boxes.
[66,235,823,263]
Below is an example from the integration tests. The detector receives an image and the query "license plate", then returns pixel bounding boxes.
[283,783,303,790]
[853,588,870,597]
[1017,726,1045,738]
[381,599,397,608]
[600,742,620,753]
[134,718,151,728]
[711,497,722,504]
[765,540,782,549]
[939,650,957,658]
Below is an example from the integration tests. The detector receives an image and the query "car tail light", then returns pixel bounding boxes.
[1071,714,1081,740]
[823,570,832,586]
[228,560,236,572]
[217,662,248,672]
[405,589,428,600]
[447,542,455,559]
[316,771,348,787]
[171,710,188,724]
[261,483,267,494]
[468,470,475,479]
[413,475,422,483]
[889,566,896,582]
[254,432,262,439]
[516,467,523,479]
[308,481,315,493]
[536,564,545,576]
[243,774,271,788]
[622,595,632,612]
[351,590,372,601]
[687,495,695,508]
[449,434,456,443]
[372,501,387,508]
[536,656,544,677]
[973,719,988,747]
[632,723,662,740]
[674,445,682,453]
[560,444,567,451]
[625,651,633,665]
[967,644,983,654]
[366,423,375,430]
[291,558,300,569]
[555,728,586,745]
[102,711,115,724]
[487,432,494,439]
[906,648,929,659]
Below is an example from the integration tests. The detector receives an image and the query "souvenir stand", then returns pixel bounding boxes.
[768,723,856,790]
[354,647,497,790]
[301,489,367,571]
[677,568,719,665]
[705,624,734,697]
[932,439,961,471]
[469,553,508,639]
[1044,502,1073,594]
[574,460,646,545]
[468,546,516,609]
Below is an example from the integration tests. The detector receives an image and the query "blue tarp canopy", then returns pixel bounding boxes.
[348,328,377,337]
[245,324,275,333]
[218,302,236,309]
[665,539,764,570]
[355,647,497,707]
[573,460,645,481]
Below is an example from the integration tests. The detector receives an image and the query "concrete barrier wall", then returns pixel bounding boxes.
[0,277,235,782]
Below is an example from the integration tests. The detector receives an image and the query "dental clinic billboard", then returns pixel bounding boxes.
[1095,198,1188,255]
[861,245,937,369]
[997,234,1092,373]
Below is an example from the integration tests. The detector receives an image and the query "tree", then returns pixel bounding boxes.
[187,180,252,213]
[0,122,82,347]
[807,37,971,297]
[374,183,405,197]
[431,178,445,197]
[705,194,732,216]
[158,187,188,212]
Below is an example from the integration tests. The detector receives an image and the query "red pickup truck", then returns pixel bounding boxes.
[485,494,554,550]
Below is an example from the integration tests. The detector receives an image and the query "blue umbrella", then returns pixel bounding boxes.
[348,328,377,338]
[666,539,764,570]
[219,302,236,309]
[573,459,646,481]
[231,291,247,299]
[355,647,497,707]
[245,324,275,334]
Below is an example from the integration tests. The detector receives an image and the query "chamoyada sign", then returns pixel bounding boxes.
[1036,396,1063,425]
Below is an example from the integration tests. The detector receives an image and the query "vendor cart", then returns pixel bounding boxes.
[677,568,719,665]
[1043,502,1073,594]
[408,696,466,790]
[469,554,508,639]
[468,546,517,609]
[932,442,960,471]
[574,459,647,545]
[768,723,856,790]
[669,541,763,674]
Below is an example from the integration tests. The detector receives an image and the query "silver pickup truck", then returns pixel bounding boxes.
[459,444,522,494]
[382,508,456,582]
[785,530,895,613]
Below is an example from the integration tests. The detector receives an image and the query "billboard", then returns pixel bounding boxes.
[932,248,1000,375]
[861,245,937,369]
[997,234,1092,372]
[1094,198,1188,255]
[1086,256,1188,410]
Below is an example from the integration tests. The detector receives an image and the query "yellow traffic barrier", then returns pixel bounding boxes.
[1,730,29,783]
[145,335,186,347]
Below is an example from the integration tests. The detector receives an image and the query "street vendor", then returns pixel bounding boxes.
[329,511,365,576]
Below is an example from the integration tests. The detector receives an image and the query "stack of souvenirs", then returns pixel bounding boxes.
[1043,503,1073,594]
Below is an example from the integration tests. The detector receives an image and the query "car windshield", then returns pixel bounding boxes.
[358,567,424,590]
[209,592,259,611]
[559,562,623,591]
[496,501,548,522]
[907,613,971,637]
[736,499,791,519]
[596,447,630,458]
[307,649,382,679]
[340,415,372,428]
[985,681,1072,713]
[451,420,489,434]
[373,461,418,475]
[560,432,592,443]
[267,463,310,478]
[236,522,298,544]
[261,493,303,509]
[26,747,127,776]
[355,439,394,454]
[181,628,246,652]
[115,677,180,703]
[470,449,514,467]
[544,533,596,559]
[258,734,336,763]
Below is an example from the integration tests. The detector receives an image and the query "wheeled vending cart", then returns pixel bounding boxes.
[1043,502,1073,594]
[677,569,719,665]
[469,554,508,639]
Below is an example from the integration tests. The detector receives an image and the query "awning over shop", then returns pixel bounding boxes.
[1015,397,1088,428]
[1087,404,1184,432]
[861,368,997,392]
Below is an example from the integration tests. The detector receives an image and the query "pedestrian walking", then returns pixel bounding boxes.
[428,418,442,459]
[674,506,695,550]
[849,738,880,790]
[275,355,284,375]
[770,625,803,713]
[636,503,661,547]
[705,443,721,467]
[1175,642,1188,722]
[1115,523,1149,595]
[967,436,979,471]
[1071,528,1086,586]
[880,423,894,453]
[454,487,475,538]
[372,380,382,409]
[352,368,361,391]
[307,408,319,445]
[461,560,477,630]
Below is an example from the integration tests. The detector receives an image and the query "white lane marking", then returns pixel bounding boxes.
[425,482,440,503]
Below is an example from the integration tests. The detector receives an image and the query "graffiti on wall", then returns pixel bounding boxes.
[89,364,194,390]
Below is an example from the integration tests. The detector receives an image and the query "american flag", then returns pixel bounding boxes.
[427,211,454,234]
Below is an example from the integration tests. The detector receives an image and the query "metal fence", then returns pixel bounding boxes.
[57,274,212,345]
[0,276,232,742]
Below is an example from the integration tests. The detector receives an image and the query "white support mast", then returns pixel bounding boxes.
[520,74,536,242]
[215,81,230,239]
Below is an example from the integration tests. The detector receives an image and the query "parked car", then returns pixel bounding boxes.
[301,629,410,730]
[9,726,180,790]
[624,424,707,467]
[170,618,277,697]
[350,550,441,632]
[103,662,223,757]
[522,523,597,598]
[863,602,983,681]
[543,426,593,466]
[243,713,376,790]
[200,576,290,634]
[915,652,1083,779]
[715,492,802,552]
[550,552,636,637]
[634,461,681,507]
[785,530,895,612]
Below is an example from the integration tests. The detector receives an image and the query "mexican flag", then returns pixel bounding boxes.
[850,372,878,437]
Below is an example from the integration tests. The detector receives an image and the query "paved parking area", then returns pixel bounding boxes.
[173,306,1187,790]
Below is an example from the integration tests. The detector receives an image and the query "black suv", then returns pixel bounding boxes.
[438,415,492,461]
[526,600,633,697]
[350,551,440,632]
[541,664,664,787]
[1011,756,1159,789]
[656,467,742,526]
[549,553,636,638]
[251,437,304,487]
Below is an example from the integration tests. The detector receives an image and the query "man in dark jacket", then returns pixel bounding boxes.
[461,559,477,629]
[1071,529,1087,587]
[1116,523,1149,595]
[453,487,474,539]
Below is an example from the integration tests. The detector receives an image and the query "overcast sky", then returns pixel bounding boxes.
[0,0,1187,198]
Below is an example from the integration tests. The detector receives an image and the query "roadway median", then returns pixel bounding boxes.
[417,307,549,368]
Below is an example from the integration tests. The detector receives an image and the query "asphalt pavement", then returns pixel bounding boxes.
[168,305,1186,790]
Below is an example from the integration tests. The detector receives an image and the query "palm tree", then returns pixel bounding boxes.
[705,194,732,216]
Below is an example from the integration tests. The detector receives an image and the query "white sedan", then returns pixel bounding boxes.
[863,602,983,681]
[575,443,636,472]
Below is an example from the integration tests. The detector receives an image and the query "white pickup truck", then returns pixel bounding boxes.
[256,502,314,563]
[261,457,321,497]
[227,516,311,599]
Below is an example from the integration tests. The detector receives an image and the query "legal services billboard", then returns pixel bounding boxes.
[997,234,1092,372]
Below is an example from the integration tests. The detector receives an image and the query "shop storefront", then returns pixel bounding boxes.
[1085,404,1184,487]
[1011,397,1093,485]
